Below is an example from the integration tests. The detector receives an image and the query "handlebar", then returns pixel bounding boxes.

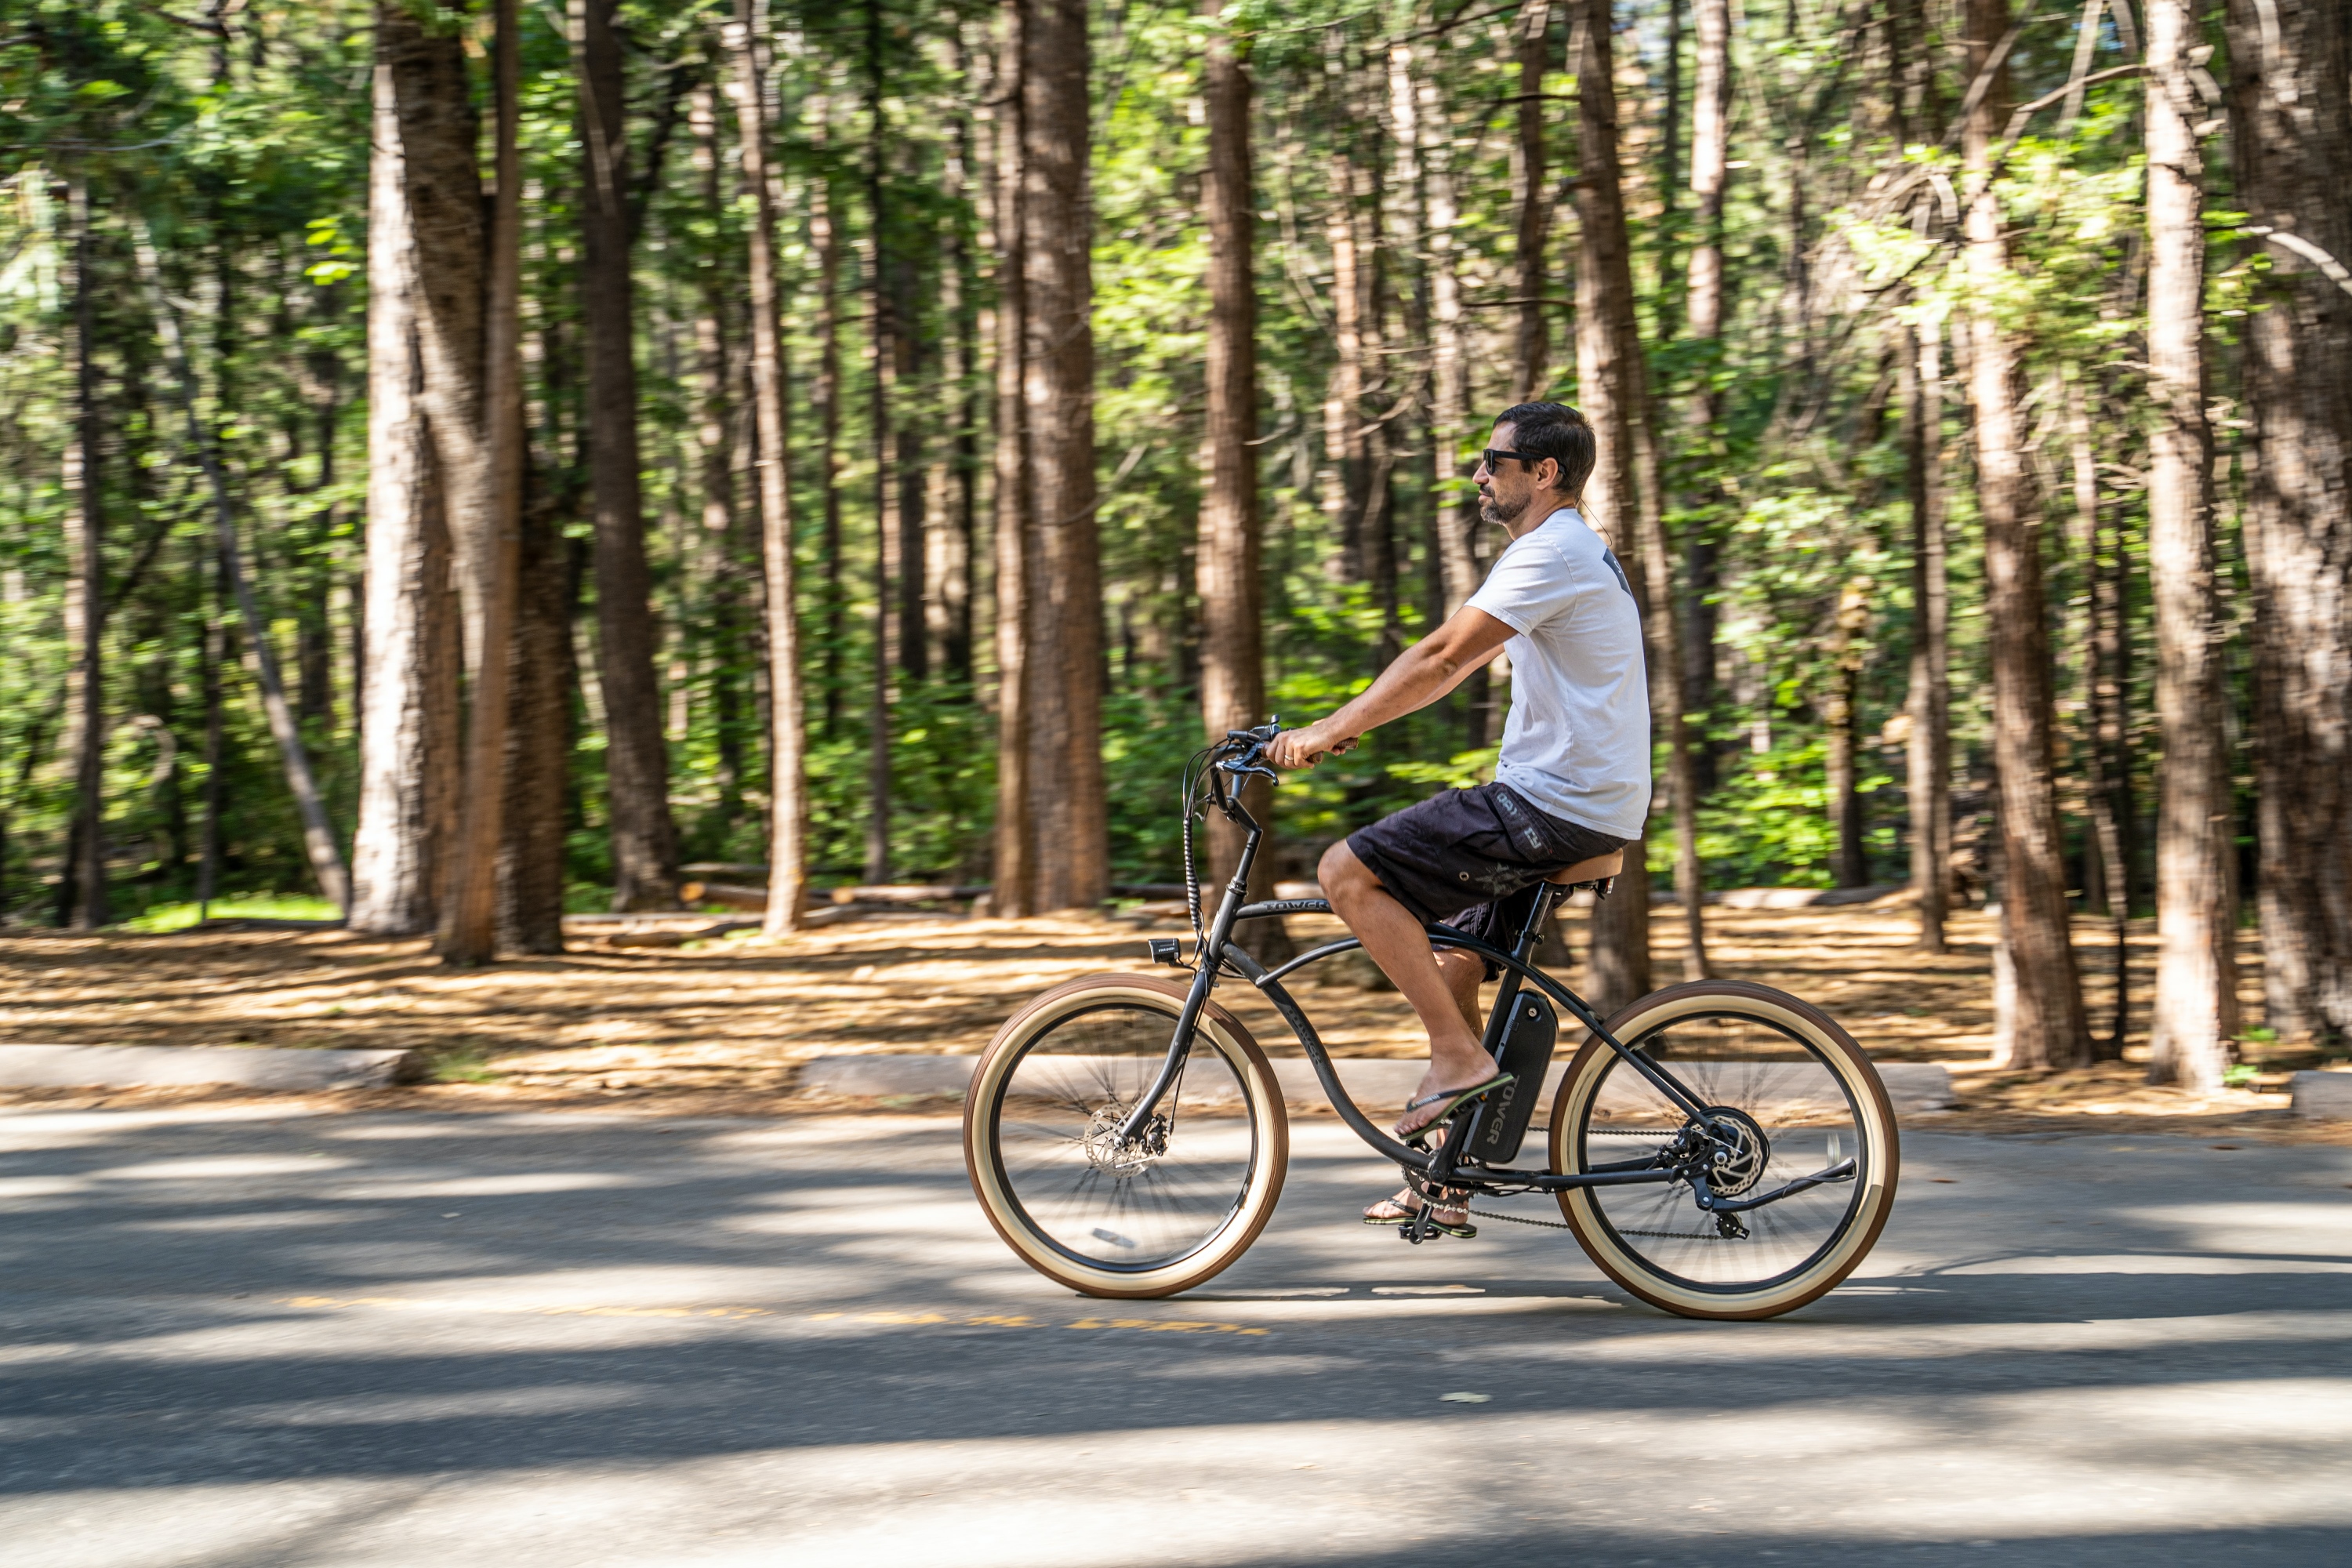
[1214,721,1282,770]
[1207,722,1281,819]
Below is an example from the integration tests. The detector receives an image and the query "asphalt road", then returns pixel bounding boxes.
[3,1105,2350,1566]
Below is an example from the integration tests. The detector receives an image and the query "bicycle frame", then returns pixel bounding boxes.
[1112,775,1799,1212]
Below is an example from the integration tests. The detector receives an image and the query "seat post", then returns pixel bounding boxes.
[1510,881,1562,964]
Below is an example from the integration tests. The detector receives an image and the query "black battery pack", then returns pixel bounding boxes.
[1465,989,1559,1165]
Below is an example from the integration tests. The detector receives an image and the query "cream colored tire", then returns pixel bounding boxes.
[964,974,1288,1299]
[1548,980,1900,1319]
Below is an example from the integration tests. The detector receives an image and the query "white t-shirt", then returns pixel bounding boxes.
[1464,507,1652,839]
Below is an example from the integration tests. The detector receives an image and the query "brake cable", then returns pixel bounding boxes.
[1178,746,1213,947]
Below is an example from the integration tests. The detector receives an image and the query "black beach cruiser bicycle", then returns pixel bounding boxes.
[964,724,1900,1319]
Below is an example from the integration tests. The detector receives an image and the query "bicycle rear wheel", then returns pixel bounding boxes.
[1548,980,1899,1319]
[964,974,1288,1298]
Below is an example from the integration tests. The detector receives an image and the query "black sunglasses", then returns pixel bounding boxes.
[1481,448,1545,474]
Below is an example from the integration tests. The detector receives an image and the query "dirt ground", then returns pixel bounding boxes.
[0,898,2337,1141]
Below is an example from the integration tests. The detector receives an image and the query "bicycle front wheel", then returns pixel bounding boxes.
[964,974,1288,1298]
[1548,980,1899,1319]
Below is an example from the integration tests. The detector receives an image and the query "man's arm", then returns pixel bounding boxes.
[1265,607,1516,769]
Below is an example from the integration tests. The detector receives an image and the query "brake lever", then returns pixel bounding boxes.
[1214,719,1284,783]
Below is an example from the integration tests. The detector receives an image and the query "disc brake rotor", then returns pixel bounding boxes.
[1081,1105,1164,1178]
[1696,1105,1770,1197]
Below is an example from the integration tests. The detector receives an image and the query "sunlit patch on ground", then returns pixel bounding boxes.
[0,907,2321,1138]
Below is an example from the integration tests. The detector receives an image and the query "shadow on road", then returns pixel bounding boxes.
[2,1109,2347,1563]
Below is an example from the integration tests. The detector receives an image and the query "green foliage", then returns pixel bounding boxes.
[428,1047,503,1085]
[122,894,342,933]
[0,0,2247,937]
[1686,737,1899,889]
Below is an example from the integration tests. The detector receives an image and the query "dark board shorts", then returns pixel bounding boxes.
[1346,782,1628,971]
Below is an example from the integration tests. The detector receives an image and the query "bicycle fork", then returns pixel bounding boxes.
[1111,818,1265,1149]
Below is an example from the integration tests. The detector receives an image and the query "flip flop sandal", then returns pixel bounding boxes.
[1362,1200,1478,1240]
[1363,1189,1478,1240]
[1394,1073,1515,1146]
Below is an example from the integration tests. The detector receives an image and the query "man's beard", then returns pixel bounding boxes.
[1480,488,1530,527]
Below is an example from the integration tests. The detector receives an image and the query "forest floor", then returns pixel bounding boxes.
[0,898,2338,1141]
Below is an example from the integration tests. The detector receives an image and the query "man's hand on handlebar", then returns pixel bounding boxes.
[1265,720,1359,771]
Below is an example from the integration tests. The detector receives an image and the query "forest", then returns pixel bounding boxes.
[2,0,2347,1089]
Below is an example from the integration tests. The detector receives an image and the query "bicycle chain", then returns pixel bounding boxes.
[1464,1205,1574,1231]
[1444,1127,1713,1236]
[1464,1205,1727,1240]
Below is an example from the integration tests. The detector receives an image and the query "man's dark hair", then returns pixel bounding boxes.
[1494,401,1597,500]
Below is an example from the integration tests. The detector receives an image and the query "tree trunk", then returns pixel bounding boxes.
[1362,84,1401,669]
[811,100,848,735]
[894,258,929,685]
[1572,0,1651,1012]
[1902,324,1951,951]
[2069,371,2131,1052]
[61,176,106,931]
[1825,578,1869,887]
[1680,536,1720,795]
[953,339,981,688]
[514,284,585,936]
[690,81,748,825]
[864,0,896,883]
[2141,0,2240,1086]
[1325,114,1370,587]
[1512,0,1552,401]
[499,484,572,953]
[196,549,224,917]
[352,36,460,935]
[1964,0,2091,1068]
[1686,0,1730,345]
[1416,56,1477,627]
[1620,260,1707,978]
[1021,0,1107,913]
[2227,0,2352,1046]
[689,78,738,554]
[1200,2,1290,963]
[1388,44,1439,642]
[941,90,979,683]
[575,0,678,913]
[298,614,332,728]
[1639,413,1708,978]
[1681,0,1733,802]
[729,2,810,938]
[989,0,1035,917]
[429,0,526,964]
[1658,0,1686,339]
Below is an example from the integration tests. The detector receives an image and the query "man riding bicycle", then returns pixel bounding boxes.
[1265,401,1650,1236]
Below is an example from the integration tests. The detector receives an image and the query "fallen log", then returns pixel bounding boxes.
[664,877,1190,909]
[681,862,771,880]
[824,884,989,905]
[679,881,771,912]
[803,903,969,927]
[679,870,986,909]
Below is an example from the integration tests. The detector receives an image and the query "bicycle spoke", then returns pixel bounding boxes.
[1578,1007,1871,1291]
[988,1001,1258,1270]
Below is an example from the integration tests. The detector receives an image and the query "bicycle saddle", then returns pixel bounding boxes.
[1544,851,1624,887]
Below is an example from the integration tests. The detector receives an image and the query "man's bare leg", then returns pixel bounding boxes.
[1435,948,1484,1036]
[1361,943,1492,1225]
[1319,840,1502,1136]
